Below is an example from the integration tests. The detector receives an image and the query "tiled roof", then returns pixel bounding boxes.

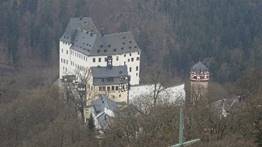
[92,95,117,115]
[91,66,129,86]
[60,17,140,56]
[60,17,99,43]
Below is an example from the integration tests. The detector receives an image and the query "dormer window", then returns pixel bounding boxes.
[104,49,107,52]
[122,42,126,45]
[122,36,126,39]
[129,46,132,50]
[129,41,132,44]
[97,50,100,53]
[121,47,124,50]
[113,49,117,52]
[108,44,111,48]
[100,45,103,48]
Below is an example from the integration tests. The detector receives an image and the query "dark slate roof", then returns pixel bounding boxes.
[90,32,140,56]
[91,66,128,78]
[191,61,209,73]
[91,66,129,86]
[60,17,141,56]
[60,17,99,43]
[92,95,117,115]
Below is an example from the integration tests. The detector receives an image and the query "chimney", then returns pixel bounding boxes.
[101,27,105,37]
[106,56,113,69]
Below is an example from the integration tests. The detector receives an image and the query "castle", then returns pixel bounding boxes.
[59,17,141,86]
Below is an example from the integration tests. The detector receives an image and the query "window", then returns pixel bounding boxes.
[129,40,132,44]
[130,53,132,56]
[124,62,126,65]
[61,49,63,53]
[131,58,134,62]
[107,87,110,91]
[116,56,119,61]
[136,73,138,76]
[102,87,106,91]
[66,50,68,54]
[116,86,119,91]
[122,42,126,45]
[97,50,100,53]
[93,58,96,62]
[98,58,101,62]
[104,49,107,52]
[136,66,139,71]
[107,77,113,82]
[104,57,107,62]
[124,54,126,57]
[108,44,111,48]
[99,87,102,91]
[128,59,130,62]
[129,67,132,72]
[119,94,121,98]
[112,86,115,91]
[136,57,140,61]
[113,49,117,52]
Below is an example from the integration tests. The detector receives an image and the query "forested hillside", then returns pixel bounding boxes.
[0,0,262,82]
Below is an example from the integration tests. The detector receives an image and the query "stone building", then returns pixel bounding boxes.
[59,17,141,85]
[189,61,210,103]
[86,64,129,105]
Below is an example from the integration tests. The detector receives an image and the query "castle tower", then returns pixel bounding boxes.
[189,61,209,104]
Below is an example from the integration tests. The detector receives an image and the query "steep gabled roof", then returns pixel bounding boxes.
[91,65,129,86]
[60,17,99,43]
[90,32,140,56]
[91,65,128,78]
[60,17,141,56]
[92,95,117,115]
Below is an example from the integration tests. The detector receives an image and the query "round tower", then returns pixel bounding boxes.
[190,61,209,103]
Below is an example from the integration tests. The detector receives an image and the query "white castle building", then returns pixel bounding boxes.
[59,17,141,85]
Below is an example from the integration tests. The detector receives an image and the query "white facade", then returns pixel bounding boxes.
[59,40,140,85]
[59,17,141,85]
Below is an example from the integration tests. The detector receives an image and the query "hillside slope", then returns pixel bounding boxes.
[0,0,261,82]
